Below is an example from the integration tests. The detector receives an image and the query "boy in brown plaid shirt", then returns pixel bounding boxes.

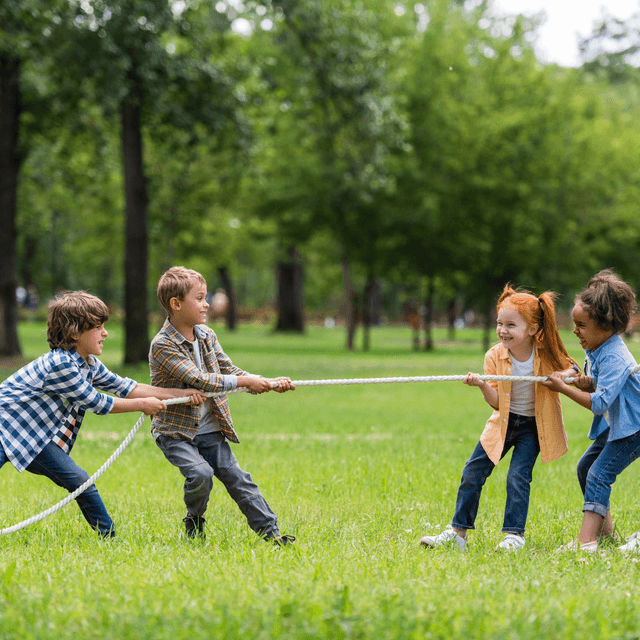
[149,266,296,544]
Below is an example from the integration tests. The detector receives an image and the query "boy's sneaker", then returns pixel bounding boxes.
[183,514,206,539]
[556,538,598,553]
[420,528,467,550]
[271,534,296,547]
[495,534,526,552]
[618,531,640,553]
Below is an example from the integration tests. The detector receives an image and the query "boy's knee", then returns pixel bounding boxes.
[190,462,214,487]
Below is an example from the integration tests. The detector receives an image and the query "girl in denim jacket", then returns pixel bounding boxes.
[545,270,640,553]
[420,284,577,552]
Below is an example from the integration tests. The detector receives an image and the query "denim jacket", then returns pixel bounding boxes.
[585,333,640,442]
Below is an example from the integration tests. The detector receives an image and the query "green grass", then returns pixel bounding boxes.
[2,322,640,639]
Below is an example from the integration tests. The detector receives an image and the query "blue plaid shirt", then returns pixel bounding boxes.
[0,349,135,472]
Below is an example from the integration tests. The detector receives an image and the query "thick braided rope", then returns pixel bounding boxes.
[4,364,640,535]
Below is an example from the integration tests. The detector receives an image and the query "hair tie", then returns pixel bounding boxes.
[538,297,545,324]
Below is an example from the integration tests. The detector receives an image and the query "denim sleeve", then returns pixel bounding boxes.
[590,352,632,416]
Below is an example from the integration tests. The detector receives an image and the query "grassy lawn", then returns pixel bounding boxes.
[1,321,640,639]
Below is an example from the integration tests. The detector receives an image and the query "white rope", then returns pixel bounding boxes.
[3,364,640,535]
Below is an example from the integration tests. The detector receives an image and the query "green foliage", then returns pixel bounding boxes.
[7,0,640,335]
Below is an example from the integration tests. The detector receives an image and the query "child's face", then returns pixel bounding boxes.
[75,323,108,361]
[496,307,536,355]
[172,281,209,327]
[572,303,615,351]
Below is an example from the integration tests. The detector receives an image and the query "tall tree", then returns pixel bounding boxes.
[53,0,244,362]
[0,0,66,356]
[248,0,409,346]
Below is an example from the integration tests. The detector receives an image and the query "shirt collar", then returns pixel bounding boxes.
[587,332,620,358]
[163,317,206,344]
[67,348,93,370]
[497,344,537,361]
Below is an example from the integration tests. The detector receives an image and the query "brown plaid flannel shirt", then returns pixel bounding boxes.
[149,319,248,442]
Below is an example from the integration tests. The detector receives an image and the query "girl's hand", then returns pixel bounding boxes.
[571,375,595,392]
[463,372,484,387]
[541,371,568,392]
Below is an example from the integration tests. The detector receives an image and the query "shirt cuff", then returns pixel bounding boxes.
[223,375,237,391]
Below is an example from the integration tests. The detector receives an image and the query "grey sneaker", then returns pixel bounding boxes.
[495,534,525,552]
[420,528,467,550]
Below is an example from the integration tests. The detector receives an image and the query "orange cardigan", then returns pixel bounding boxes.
[479,344,574,465]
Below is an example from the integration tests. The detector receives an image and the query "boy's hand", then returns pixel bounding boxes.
[183,389,207,405]
[269,377,295,393]
[139,398,168,415]
[239,376,274,394]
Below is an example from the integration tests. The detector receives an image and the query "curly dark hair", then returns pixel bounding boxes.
[575,269,637,334]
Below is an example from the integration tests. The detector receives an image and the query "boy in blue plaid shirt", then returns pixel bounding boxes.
[0,291,203,537]
[150,266,296,545]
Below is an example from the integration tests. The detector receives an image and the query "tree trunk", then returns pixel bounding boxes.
[121,73,150,364]
[275,246,304,332]
[483,299,494,353]
[423,276,434,351]
[218,266,237,331]
[362,276,378,352]
[341,255,357,350]
[0,55,23,357]
[447,296,457,341]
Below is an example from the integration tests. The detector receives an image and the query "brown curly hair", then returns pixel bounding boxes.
[575,269,637,334]
[47,291,109,350]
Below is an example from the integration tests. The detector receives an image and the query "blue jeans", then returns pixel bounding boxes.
[25,442,115,537]
[451,414,540,536]
[577,428,640,518]
[155,432,280,538]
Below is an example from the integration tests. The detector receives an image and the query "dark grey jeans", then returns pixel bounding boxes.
[155,432,279,538]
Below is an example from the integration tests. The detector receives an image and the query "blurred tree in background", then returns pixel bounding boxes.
[3,0,640,360]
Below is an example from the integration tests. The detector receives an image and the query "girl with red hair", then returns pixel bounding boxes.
[421,284,578,552]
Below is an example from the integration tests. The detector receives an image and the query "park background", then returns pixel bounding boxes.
[2,0,640,638]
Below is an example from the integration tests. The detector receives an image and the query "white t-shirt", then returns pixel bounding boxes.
[190,339,222,435]
[509,349,536,417]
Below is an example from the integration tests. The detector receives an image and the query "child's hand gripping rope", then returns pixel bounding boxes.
[3,369,639,537]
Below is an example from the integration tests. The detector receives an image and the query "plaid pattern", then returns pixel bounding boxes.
[51,409,79,453]
[149,320,247,443]
[0,349,136,472]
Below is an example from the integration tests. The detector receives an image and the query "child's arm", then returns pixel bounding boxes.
[237,376,295,394]
[542,372,592,410]
[109,396,168,415]
[463,372,499,410]
[127,383,206,405]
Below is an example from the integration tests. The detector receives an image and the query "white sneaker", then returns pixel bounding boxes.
[556,538,599,553]
[618,531,640,553]
[496,534,526,552]
[420,528,467,550]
